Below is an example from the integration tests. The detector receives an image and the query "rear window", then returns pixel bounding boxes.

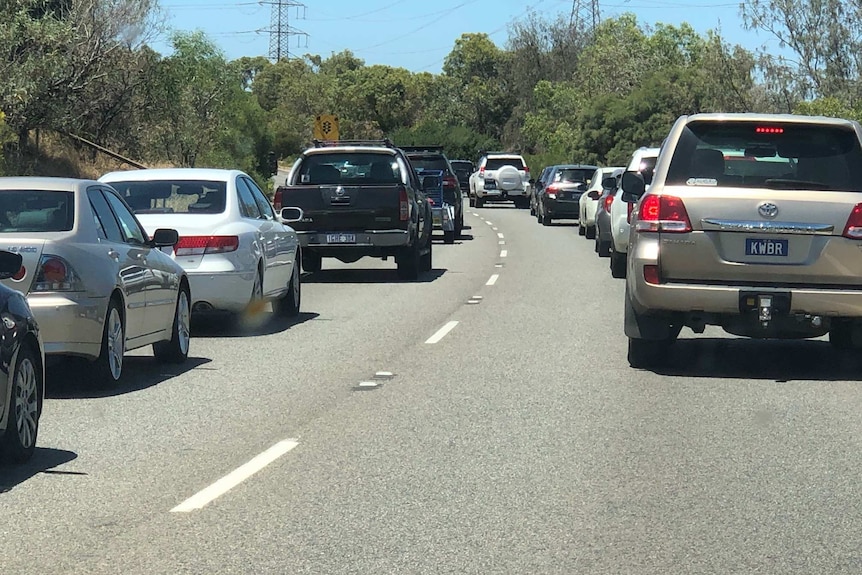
[407,155,451,175]
[666,122,862,190]
[106,180,227,214]
[298,153,402,185]
[555,168,594,184]
[0,190,74,232]
[485,157,525,170]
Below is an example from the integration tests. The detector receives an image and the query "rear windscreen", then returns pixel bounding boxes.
[298,153,402,185]
[665,122,862,190]
[407,155,450,175]
[107,180,227,214]
[485,158,525,170]
[555,168,594,184]
[0,190,74,232]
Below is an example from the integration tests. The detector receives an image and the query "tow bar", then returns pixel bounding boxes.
[758,295,773,328]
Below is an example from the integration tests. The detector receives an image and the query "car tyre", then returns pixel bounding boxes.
[301,251,322,273]
[274,259,301,318]
[610,248,627,279]
[475,196,484,208]
[421,239,433,272]
[543,214,552,226]
[1,344,40,463]
[627,337,670,369]
[578,223,586,236]
[397,242,421,281]
[829,322,855,349]
[94,298,124,386]
[597,238,611,258]
[153,286,191,363]
[443,230,455,244]
[469,195,476,208]
[585,225,596,240]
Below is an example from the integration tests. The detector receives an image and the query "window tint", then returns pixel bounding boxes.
[0,190,74,232]
[298,153,402,185]
[555,168,594,184]
[88,189,123,242]
[485,158,525,170]
[236,177,261,218]
[103,191,147,244]
[666,122,862,190]
[637,156,658,185]
[245,177,275,219]
[407,156,451,175]
[105,180,227,214]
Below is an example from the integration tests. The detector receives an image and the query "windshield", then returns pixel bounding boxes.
[407,156,451,175]
[106,180,227,214]
[555,168,594,184]
[0,190,74,232]
[298,153,402,185]
[485,157,525,170]
[666,122,862,190]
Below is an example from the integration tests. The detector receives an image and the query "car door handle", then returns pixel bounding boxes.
[133,252,147,264]
[108,249,120,261]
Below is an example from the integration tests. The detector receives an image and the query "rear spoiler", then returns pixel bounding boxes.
[399,145,445,153]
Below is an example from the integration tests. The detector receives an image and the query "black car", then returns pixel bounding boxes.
[535,164,598,226]
[449,160,473,198]
[401,147,464,239]
[0,250,45,463]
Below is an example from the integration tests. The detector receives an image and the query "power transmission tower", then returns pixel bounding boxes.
[264,0,308,61]
[570,0,600,33]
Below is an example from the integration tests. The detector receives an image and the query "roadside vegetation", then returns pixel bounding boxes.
[1,0,860,186]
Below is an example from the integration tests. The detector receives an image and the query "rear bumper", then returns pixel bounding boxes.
[298,230,412,258]
[28,293,106,359]
[478,188,527,199]
[543,197,581,217]
[582,201,599,226]
[187,270,254,313]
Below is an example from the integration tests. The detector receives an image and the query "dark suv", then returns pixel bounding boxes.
[449,160,474,197]
[401,147,464,239]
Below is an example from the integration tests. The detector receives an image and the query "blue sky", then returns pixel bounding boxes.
[152,0,776,72]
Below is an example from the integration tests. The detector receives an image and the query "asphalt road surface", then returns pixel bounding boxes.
[3,200,862,574]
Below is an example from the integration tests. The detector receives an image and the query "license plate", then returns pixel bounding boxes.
[484,183,496,190]
[326,233,355,244]
[433,216,442,225]
[745,238,788,256]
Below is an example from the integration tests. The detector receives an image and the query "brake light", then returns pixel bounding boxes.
[602,194,614,212]
[635,195,692,233]
[399,186,409,221]
[546,184,561,199]
[174,236,239,256]
[443,175,458,190]
[273,187,284,211]
[12,265,25,281]
[524,166,530,174]
[842,203,862,238]
[33,255,81,292]
[479,167,485,176]
[756,126,784,134]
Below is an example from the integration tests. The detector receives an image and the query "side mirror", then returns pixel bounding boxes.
[587,190,601,200]
[620,171,646,202]
[280,206,304,223]
[601,177,617,190]
[0,251,23,280]
[529,178,536,185]
[151,228,179,247]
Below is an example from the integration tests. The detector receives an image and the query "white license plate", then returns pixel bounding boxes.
[326,233,356,244]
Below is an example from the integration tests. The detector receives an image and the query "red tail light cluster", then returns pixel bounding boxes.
[175,236,240,256]
[443,175,458,190]
[545,184,561,199]
[273,187,284,211]
[399,185,410,221]
[843,203,862,238]
[602,194,614,213]
[626,201,635,223]
[33,255,81,292]
[634,195,692,233]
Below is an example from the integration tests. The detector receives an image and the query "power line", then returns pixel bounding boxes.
[261,0,308,61]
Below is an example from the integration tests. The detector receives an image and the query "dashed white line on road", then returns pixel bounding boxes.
[499,240,506,245]
[497,233,504,239]
[485,221,494,226]
[170,439,299,513]
[425,321,459,344]
[486,274,500,286]
[500,249,507,257]
[492,226,498,231]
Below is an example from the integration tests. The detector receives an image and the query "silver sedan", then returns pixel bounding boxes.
[0,177,191,386]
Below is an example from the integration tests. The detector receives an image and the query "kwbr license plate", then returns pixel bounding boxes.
[326,233,356,244]
[745,238,788,256]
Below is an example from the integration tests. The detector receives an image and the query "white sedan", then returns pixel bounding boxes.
[609,148,659,279]
[579,166,623,239]
[100,168,302,319]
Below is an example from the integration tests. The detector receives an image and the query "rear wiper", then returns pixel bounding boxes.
[763,179,833,190]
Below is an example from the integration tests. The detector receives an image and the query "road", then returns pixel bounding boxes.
[3,201,862,574]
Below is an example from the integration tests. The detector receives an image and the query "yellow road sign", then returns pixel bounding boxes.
[314,114,339,141]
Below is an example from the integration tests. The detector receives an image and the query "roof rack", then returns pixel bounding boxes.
[399,145,445,153]
[312,139,395,148]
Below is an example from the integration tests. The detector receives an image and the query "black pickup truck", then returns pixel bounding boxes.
[273,140,434,280]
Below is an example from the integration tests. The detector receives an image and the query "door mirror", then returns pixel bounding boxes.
[620,171,646,202]
[601,177,617,190]
[0,251,23,280]
[280,206,304,223]
[587,190,601,200]
[529,178,536,185]
[151,228,179,247]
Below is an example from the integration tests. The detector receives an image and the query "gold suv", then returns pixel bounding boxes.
[623,113,862,367]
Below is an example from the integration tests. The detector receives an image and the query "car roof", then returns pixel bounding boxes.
[303,146,398,156]
[682,112,858,127]
[0,176,98,191]
[485,154,524,159]
[100,168,243,182]
[553,164,600,170]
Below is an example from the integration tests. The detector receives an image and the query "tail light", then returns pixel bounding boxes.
[443,175,458,190]
[33,255,82,292]
[545,184,561,199]
[627,201,635,223]
[11,265,26,281]
[479,167,485,176]
[634,195,692,233]
[643,265,661,285]
[602,194,614,213]
[175,236,240,256]
[273,187,284,211]
[524,166,530,174]
[399,186,410,221]
[843,203,862,238]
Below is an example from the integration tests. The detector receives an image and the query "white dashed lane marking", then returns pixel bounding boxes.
[425,321,459,344]
[500,250,507,258]
[497,233,504,239]
[486,274,499,286]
